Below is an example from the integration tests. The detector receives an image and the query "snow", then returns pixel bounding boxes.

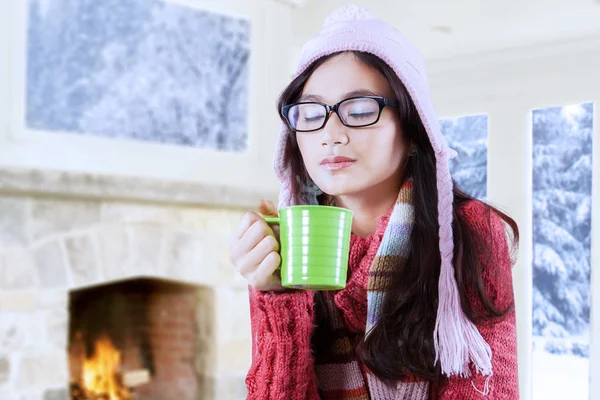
[531,103,593,397]
[534,244,567,277]
[26,0,250,152]
[440,114,488,198]
[532,345,589,400]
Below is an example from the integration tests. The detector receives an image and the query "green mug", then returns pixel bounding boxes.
[264,205,354,290]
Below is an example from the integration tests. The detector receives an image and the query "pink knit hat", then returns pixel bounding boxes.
[273,5,492,378]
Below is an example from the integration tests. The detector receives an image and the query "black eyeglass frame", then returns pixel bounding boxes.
[281,95,399,133]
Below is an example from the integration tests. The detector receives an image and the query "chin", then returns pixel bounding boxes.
[311,175,367,198]
[318,184,363,198]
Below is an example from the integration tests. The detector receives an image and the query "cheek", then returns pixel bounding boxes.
[362,129,405,165]
[297,135,319,158]
[391,132,407,158]
[296,135,318,172]
[296,135,308,161]
[385,123,407,162]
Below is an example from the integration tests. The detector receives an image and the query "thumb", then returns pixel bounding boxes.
[258,200,278,218]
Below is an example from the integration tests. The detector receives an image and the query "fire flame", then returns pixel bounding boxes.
[80,335,131,400]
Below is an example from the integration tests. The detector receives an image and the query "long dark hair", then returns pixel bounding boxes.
[277,51,519,383]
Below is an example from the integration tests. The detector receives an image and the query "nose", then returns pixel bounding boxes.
[320,111,349,147]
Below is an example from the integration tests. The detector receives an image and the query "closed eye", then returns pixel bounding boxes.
[304,115,325,122]
[349,111,377,119]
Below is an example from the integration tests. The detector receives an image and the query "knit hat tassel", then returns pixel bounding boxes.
[434,152,493,377]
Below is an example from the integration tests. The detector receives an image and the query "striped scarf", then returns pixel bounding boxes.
[314,179,431,399]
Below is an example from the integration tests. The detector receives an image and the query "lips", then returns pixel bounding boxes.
[320,156,356,171]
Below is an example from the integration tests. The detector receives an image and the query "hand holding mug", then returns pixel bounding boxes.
[229,200,286,292]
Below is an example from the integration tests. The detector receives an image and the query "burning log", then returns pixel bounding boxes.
[71,334,133,400]
[71,382,125,400]
[70,381,131,400]
[122,369,150,387]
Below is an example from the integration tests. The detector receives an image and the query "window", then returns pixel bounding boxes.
[531,102,593,400]
[440,114,488,199]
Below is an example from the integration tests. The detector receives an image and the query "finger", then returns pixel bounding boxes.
[251,251,282,289]
[256,251,281,277]
[258,200,281,240]
[258,200,278,218]
[238,234,279,277]
[231,221,267,266]
[243,218,276,249]
[231,220,276,270]
[231,211,262,242]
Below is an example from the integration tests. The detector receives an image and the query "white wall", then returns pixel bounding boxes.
[428,36,600,400]
[0,0,290,194]
[0,0,10,146]
[290,0,600,62]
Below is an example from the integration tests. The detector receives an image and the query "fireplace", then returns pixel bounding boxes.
[0,191,252,399]
[68,278,200,400]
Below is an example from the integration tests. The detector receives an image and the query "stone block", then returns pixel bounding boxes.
[0,313,44,351]
[64,234,98,287]
[217,340,252,374]
[45,308,67,350]
[195,288,215,377]
[198,374,216,400]
[33,241,67,288]
[0,197,29,248]
[208,374,247,400]
[0,292,38,313]
[17,354,68,389]
[216,243,248,288]
[0,249,39,289]
[101,202,180,225]
[21,392,45,400]
[0,389,21,400]
[0,388,19,400]
[129,225,164,276]
[162,231,215,284]
[36,290,67,311]
[196,288,215,340]
[215,288,251,342]
[43,388,68,400]
[180,208,245,238]
[0,355,10,384]
[31,199,100,241]
[95,225,132,280]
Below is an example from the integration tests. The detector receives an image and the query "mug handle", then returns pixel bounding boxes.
[263,217,280,225]
[263,217,281,270]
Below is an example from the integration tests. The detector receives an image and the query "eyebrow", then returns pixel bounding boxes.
[299,89,381,102]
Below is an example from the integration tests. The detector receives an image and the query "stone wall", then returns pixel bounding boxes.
[0,192,253,399]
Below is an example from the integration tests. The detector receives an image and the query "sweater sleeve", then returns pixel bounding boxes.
[435,202,520,400]
[245,287,322,400]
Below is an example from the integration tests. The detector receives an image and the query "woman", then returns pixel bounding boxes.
[229,5,520,399]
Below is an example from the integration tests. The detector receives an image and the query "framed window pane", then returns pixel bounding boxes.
[440,114,488,199]
[26,0,250,152]
[532,102,593,400]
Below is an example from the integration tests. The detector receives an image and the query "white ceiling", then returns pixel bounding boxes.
[290,0,600,60]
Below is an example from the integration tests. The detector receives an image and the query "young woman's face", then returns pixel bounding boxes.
[296,53,409,199]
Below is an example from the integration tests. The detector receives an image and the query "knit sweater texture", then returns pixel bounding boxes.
[246,200,519,399]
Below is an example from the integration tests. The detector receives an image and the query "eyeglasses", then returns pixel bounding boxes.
[281,96,399,133]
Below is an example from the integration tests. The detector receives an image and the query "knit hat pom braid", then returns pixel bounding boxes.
[321,4,376,28]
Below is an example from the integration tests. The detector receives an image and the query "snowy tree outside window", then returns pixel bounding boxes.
[26,0,250,152]
[532,102,593,400]
[440,114,488,199]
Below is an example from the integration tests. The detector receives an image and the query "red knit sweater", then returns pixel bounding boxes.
[246,201,519,399]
